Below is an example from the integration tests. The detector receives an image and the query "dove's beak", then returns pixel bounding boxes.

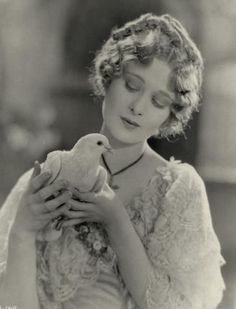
[105,145,113,153]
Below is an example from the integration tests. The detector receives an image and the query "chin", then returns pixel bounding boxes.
[110,128,144,146]
[104,118,147,146]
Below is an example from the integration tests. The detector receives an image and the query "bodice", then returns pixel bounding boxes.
[0,159,226,309]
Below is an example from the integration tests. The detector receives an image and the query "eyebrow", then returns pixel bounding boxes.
[125,71,174,101]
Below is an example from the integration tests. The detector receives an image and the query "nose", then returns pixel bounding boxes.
[129,94,146,116]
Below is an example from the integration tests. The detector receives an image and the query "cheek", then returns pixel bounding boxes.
[161,109,171,126]
[103,91,125,120]
[147,122,161,136]
[146,108,170,131]
[102,96,114,114]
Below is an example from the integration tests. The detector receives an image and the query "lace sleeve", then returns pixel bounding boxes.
[0,169,32,279]
[145,164,226,309]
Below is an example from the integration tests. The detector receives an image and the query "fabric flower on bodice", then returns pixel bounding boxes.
[74,222,114,265]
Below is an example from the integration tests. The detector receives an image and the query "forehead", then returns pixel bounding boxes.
[123,58,174,92]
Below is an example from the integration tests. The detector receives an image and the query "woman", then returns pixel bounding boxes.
[0,13,225,309]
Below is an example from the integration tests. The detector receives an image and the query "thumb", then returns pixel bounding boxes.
[30,161,41,180]
[25,161,41,194]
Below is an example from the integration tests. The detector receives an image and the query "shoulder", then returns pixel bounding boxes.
[142,146,207,203]
[144,146,204,191]
[163,159,206,195]
[157,160,210,229]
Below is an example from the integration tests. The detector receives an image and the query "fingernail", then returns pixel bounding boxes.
[54,216,64,229]
[56,218,66,230]
[55,221,62,230]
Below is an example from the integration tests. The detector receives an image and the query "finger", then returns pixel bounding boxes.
[76,191,96,203]
[30,190,71,215]
[62,209,88,219]
[67,199,94,211]
[43,190,72,212]
[39,204,69,221]
[27,161,43,192]
[69,186,81,199]
[30,161,41,180]
[33,179,69,203]
[61,218,92,227]
[28,171,52,194]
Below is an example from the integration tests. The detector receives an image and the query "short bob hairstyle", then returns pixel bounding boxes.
[90,13,204,137]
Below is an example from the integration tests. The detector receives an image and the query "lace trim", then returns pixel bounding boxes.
[146,268,192,309]
[36,227,117,303]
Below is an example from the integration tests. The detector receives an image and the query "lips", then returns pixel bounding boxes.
[120,116,140,127]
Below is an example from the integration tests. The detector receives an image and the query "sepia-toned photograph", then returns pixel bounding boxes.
[0,1,235,308]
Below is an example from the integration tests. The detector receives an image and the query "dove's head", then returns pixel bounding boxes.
[72,133,112,157]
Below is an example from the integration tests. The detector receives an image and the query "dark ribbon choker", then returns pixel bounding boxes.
[101,152,144,190]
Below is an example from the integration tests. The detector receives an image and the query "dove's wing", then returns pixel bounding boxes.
[41,150,62,185]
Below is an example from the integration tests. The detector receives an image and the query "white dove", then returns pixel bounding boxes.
[37,133,112,241]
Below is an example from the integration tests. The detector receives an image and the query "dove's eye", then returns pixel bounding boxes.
[97,141,103,146]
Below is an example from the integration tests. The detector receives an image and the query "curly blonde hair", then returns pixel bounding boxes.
[90,13,204,137]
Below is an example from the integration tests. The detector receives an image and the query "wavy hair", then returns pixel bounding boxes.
[90,13,204,137]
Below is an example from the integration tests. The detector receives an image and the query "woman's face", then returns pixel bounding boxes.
[102,58,175,146]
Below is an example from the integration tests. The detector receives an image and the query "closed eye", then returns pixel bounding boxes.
[125,79,142,92]
[152,95,172,109]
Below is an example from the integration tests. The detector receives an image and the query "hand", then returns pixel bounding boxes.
[60,183,125,228]
[13,161,72,236]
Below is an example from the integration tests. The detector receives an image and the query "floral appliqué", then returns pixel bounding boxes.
[73,222,114,264]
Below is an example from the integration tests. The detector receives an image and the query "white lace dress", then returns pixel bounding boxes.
[0,160,226,309]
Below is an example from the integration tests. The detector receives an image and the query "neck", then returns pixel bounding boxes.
[100,124,147,172]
